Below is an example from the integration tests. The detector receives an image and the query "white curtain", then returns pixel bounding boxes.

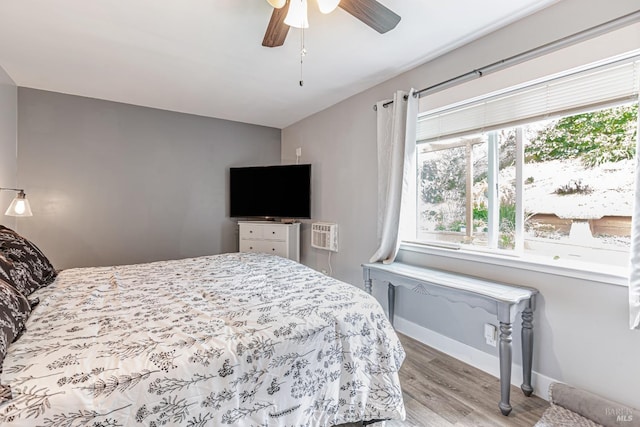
[370,89,418,264]
[630,106,640,329]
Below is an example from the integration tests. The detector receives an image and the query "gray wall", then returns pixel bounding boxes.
[0,65,17,231]
[283,0,640,408]
[17,88,281,269]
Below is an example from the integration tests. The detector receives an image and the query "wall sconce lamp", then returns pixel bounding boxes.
[0,188,33,217]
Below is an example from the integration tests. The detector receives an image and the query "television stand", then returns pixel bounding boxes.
[238,221,300,262]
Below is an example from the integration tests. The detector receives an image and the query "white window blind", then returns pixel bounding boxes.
[416,52,640,143]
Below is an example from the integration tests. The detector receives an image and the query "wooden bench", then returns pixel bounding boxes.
[362,262,538,416]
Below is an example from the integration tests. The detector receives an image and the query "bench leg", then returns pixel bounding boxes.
[388,283,396,327]
[521,305,534,396]
[498,322,513,416]
[364,268,372,294]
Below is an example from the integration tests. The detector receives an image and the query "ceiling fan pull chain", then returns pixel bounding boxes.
[299,27,306,87]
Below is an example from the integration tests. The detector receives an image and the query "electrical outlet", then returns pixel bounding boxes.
[296,147,302,157]
[484,323,497,347]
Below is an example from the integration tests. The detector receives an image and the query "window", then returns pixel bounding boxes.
[409,53,640,270]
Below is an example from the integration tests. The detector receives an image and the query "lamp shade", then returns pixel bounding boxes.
[284,0,308,28]
[5,191,33,217]
[317,0,340,14]
[267,0,286,8]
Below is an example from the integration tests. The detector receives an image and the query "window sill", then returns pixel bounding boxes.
[400,241,629,287]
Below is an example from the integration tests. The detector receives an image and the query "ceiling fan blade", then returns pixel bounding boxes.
[262,1,290,47]
[339,0,400,34]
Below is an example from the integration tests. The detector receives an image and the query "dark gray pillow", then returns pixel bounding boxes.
[0,225,57,296]
[550,382,639,427]
[0,278,31,374]
[0,252,36,299]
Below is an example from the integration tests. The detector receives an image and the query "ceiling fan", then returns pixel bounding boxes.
[262,0,401,48]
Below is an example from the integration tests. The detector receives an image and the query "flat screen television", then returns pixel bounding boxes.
[229,164,311,219]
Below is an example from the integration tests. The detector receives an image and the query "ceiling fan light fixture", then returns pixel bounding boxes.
[317,0,340,14]
[266,0,287,9]
[284,0,309,29]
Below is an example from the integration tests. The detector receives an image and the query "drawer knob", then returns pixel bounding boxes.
[249,246,253,250]
[272,231,275,234]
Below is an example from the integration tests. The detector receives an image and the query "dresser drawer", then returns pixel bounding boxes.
[239,223,264,239]
[262,225,287,240]
[239,240,288,257]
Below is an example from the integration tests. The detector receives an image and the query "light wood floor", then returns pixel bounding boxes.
[387,333,548,427]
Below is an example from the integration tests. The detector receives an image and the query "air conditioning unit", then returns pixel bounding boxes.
[311,222,338,252]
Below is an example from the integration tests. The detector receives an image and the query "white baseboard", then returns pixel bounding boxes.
[393,316,556,401]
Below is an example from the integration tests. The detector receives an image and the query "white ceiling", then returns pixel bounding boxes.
[0,0,559,129]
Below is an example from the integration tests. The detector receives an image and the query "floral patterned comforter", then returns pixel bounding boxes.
[0,252,405,426]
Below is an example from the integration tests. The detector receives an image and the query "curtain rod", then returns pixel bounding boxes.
[374,9,640,111]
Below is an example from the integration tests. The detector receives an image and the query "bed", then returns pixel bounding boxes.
[0,225,405,426]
